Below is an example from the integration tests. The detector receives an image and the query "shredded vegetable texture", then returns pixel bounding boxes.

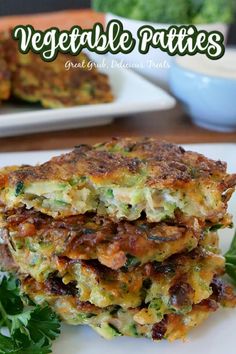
[92,0,235,24]
[0,229,235,353]
[225,231,236,284]
[0,275,61,354]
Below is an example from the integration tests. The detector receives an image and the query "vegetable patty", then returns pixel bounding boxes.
[21,275,236,341]
[1,138,235,222]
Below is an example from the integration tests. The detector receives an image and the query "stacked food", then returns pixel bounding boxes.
[0,31,114,108]
[1,138,236,341]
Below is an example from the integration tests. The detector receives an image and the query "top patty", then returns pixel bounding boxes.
[1,138,235,222]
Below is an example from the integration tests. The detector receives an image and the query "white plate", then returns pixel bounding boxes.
[0,54,175,137]
[0,143,235,354]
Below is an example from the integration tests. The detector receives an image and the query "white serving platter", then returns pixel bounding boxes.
[0,54,175,137]
[0,143,235,354]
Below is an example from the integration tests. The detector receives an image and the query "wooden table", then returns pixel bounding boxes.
[0,104,235,152]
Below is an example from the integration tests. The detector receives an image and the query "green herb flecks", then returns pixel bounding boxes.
[0,275,61,354]
[123,255,141,269]
[15,182,24,197]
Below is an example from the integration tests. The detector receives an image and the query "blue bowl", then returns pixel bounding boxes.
[169,52,236,132]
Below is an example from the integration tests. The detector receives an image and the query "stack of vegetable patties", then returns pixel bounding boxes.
[0,31,114,108]
[1,138,236,341]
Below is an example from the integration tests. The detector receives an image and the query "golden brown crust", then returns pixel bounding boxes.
[4,207,203,270]
[20,274,236,341]
[1,139,234,223]
[31,246,225,308]
[5,138,234,189]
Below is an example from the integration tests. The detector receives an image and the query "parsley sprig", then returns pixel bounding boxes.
[225,230,236,284]
[0,275,61,353]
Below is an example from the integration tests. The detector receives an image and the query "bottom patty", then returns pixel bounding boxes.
[58,246,225,309]
[1,232,235,341]
[21,275,236,341]
[6,242,225,310]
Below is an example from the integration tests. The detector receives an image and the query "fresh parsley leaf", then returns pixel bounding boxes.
[0,274,61,354]
[0,336,51,354]
[225,230,236,284]
[0,333,15,353]
[209,224,223,232]
[0,276,23,317]
[16,339,52,354]
[9,310,32,335]
[27,306,61,343]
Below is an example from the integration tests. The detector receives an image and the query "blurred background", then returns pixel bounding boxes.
[0,0,88,14]
[0,0,235,44]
